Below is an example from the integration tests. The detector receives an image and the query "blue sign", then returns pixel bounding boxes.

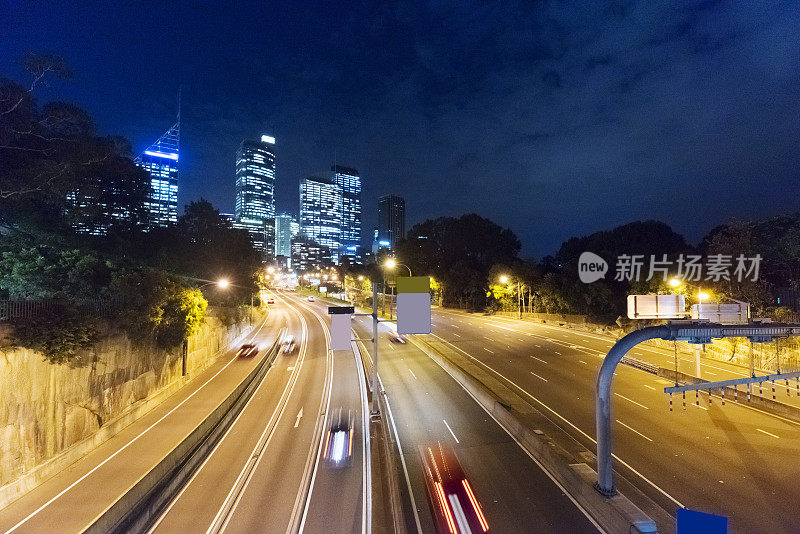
[677,509,727,534]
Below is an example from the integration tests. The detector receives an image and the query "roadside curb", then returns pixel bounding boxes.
[411,336,659,534]
[83,335,281,533]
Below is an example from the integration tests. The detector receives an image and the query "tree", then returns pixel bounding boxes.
[1,54,149,234]
[397,213,521,309]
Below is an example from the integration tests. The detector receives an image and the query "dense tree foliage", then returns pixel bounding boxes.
[0,56,259,363]
[397,213,521,309]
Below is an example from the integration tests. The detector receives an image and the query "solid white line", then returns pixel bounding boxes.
[614,393,649,410]
[757,428,780,439]
[530,372,549,383]
[428,333,684,508]
[443,419,460,444]
[409,369,417,380]
[616,420,653,441]
[291,297,336,534]
[209,296,311,534]
[6,312,272,534]
[643,385,656,391]
[382,386,423,533]
[530,356,548,365]
[408,336,605,533]
[352,338,372,534]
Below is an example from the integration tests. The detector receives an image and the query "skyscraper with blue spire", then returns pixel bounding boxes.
[136,111,180,227]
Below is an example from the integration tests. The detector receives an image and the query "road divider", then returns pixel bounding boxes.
[410,335,660,534]
[83,335,282,534]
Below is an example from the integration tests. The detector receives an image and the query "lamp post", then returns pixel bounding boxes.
[668,278,711,378]
[192,279,230,375]
[384,259,412,320]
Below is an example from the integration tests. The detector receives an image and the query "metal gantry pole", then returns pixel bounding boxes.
[371,278,380,415]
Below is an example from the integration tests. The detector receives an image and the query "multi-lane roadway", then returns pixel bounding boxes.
[424,308,800,533]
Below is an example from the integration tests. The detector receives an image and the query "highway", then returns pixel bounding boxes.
[428,308,800,533]
[149,292,368,534]
[299,297,601,533]
[0,309,283,533]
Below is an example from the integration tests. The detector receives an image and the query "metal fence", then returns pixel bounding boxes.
[0,299,116,320]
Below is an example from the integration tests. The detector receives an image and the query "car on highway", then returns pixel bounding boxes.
[420,442,489,533]
[236,343,258,358]
[323,408,353,466]
[307,296,315,302]
[282,334,297,354]
[388,331,406,344]
[267,297,275,304]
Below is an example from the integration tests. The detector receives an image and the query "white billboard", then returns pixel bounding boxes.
[627,294,686,319]
[690,303,749,324]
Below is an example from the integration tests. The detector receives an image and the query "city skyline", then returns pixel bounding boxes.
[7,2,800,257]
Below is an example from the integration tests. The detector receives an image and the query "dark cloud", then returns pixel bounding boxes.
[2,0,798,256]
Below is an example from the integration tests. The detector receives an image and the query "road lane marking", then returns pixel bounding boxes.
[483,348,494,353]
[443,419,460,443]
[643,385,656,391]
[530,356,548,365]
[554,351,561,355]
[579,360,588,365]
[530,372,549,382]
[7,312,274,534]
[295,408,304,428]
[426,332,685,508]
[409,369,417,380]
[452,333,462,338]
[616,420,653,441]
[483,336,494,341]
[451,324,460,328]
[757,428,780,439]
[534,344,541,348]
[615,393,649,409]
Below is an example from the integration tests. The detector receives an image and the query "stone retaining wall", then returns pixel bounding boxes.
[0,308,258,488]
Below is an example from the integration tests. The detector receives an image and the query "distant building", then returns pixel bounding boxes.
[299,175,342,262]
[291,235,331,273]
[378,195,405,250]
[332,165,361,258]
[136,121,180,226]
[65,179,140,236]
[275,213,300,265]
[235,135,276,259]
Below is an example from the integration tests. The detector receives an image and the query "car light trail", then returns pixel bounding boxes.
[462,479,489,532]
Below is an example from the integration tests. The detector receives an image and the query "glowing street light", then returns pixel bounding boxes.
[217,279,229,289]
[358,275,364,281]
[698,291,711,301]
[499,274,509,284]
[668,278,681,288]
[267,266,275,274]
[385,258,397,270]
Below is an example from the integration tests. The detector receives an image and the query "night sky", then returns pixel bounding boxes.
[2,1,799,256]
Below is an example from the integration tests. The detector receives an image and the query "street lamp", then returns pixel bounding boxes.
[199,278,230,290]
[383,259,412,320]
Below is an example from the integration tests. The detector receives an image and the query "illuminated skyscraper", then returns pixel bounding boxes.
[235,135,276,259]
[378,195,405,250]
[136,121,179,226]
[332,165,361,258]
[299,175,342,262]
[275,213,300,262]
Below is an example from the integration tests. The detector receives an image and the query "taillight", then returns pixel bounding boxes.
[462,479,489,532]
[434,481,457,534]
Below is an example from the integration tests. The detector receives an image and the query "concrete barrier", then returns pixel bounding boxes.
[83,337,281,534]
[410,336,659,534]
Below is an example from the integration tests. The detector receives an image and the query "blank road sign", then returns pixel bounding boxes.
[397,276,431,335]
[331,314,352,350]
